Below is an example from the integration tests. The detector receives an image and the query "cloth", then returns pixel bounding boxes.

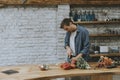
[64,25,90,61]
[70,30,77,56]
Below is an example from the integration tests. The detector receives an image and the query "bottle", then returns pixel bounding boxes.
[73,10,78,22]
[91,11,95,21]
[81,11,86,21]
[86,11,91,21]
[83,11,87,21]
[81,11,84,21]
[77,10,82,22]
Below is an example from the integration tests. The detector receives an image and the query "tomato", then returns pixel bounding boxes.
[60,62,72,70]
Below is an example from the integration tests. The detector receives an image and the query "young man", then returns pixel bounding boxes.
[60,18,90,62]
[60,18,90,80]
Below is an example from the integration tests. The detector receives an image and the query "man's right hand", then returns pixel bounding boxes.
[66,46,72,58]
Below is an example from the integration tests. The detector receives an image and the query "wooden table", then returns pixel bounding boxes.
[0,64,120,80]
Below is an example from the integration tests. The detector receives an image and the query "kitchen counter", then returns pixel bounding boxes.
[0,63,120,80]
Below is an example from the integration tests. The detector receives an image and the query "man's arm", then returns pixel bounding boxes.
[72,53,83,60]
[80,30,90,54]
[64,32,70,48]
[64,32,72,58]
[66,46,72,58]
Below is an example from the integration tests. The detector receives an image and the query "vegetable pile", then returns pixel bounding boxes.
[60,57,90,70]
[60,59,76,70]
[96,56,114,68]
[76,57,90,69]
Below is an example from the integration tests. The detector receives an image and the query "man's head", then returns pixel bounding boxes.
[60,18,77,32]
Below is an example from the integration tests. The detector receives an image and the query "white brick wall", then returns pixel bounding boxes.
[56,5,70,62]
[0,6,62,66]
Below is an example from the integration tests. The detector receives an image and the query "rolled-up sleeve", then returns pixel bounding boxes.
[64,32,70,49]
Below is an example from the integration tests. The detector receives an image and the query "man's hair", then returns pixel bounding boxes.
[60,18,74,28]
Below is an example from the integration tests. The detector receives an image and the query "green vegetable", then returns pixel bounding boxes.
[76,57,90,69]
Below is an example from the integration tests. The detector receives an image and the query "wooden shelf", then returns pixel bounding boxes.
[90,53,120,57]
[74,21,120,25]
[89,34,120,37]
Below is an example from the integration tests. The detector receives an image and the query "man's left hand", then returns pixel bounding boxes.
[72,53,83,60]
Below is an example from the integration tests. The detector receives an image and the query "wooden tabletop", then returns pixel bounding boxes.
[0,63,120,80]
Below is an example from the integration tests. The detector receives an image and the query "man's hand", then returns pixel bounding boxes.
[71,57,77,61]
[72,53,82,61]
[66,46,72,58]
[76,53,82,59]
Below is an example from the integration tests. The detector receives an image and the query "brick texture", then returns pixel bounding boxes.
[0,6,60,66]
